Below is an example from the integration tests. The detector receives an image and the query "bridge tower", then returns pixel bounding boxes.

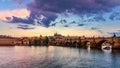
[112,33,120,48]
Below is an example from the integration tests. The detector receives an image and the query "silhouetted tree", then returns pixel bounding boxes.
[38,35,42,45]
[21,40,24,45]
[44,36,49,45]
[34,38,38,45]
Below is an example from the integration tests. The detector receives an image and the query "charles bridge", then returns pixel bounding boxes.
[3,33,119,49]
[48,33,120,49]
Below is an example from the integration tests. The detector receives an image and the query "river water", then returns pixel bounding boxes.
[0,46,120,68]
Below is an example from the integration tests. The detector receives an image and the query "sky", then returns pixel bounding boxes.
[0,0,120,37]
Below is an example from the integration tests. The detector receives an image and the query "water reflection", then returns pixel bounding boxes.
[0,46,120,68]
[102,49,112,54]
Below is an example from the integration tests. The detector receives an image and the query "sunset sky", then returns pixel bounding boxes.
[0,0,120,37]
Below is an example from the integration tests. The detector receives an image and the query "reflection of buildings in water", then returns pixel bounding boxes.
[87,46,91,53]
[102,49,113,67]
[102,49,112,54]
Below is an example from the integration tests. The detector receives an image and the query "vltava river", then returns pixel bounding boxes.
[0,46,120,68]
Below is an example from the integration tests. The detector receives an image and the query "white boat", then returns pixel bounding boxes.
[101,42,112,50]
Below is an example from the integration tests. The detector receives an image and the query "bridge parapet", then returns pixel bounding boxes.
[49,35,120,48]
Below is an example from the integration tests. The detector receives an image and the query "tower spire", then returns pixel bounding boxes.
[113,33,116,37]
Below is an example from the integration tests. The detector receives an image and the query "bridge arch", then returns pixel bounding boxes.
[82,41,92,48]
[72,41,77,44]
[96,40,111,48]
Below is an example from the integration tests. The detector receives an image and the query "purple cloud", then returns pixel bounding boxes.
[9,0,120,27]
[28,0,120,14]
[10,16,34,24]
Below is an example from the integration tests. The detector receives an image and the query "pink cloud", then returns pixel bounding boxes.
[0,9,30,21]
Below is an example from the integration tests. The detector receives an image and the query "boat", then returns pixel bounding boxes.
[101,42,112,50]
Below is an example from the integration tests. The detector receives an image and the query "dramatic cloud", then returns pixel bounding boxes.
[0,9,30,21]
[7,0,120,27]
[28,0,120,14]
[10,16,34,24]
